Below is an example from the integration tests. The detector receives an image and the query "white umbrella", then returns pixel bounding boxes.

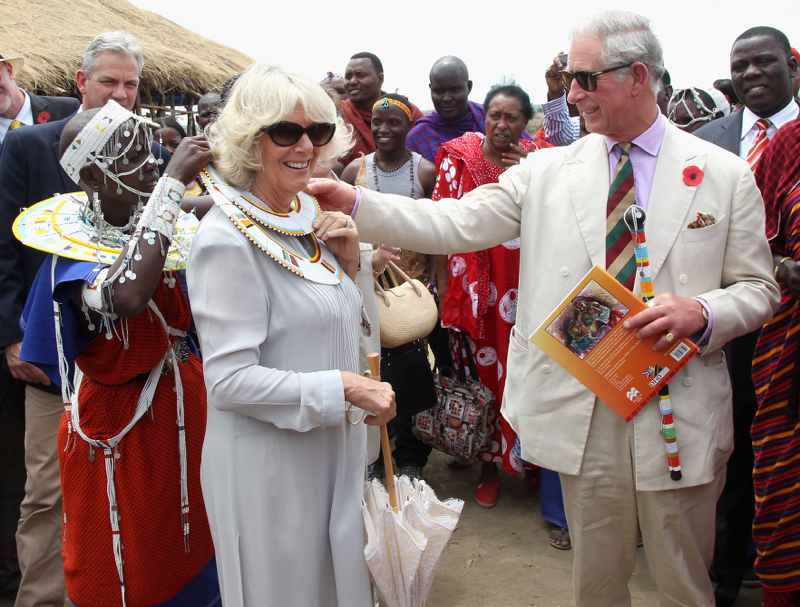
[364,355,464,607]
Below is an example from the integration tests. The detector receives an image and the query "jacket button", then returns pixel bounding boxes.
[679,274,688,284]
[542,365,551,374]
[560,267,569,276]
[683,377,693,387]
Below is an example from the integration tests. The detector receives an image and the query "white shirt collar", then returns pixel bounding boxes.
[0,91,32,144]
[741,99,800,140]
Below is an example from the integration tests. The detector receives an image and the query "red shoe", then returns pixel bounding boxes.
[475,481,499,508]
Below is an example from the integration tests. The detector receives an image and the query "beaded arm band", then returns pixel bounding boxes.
[81,176,186,319]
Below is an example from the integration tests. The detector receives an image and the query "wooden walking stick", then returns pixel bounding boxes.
[367,353,399,512]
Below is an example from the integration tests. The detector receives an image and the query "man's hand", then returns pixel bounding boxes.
[545,55,567,101]
[775,256,800,300]
[5,341,50,384]
[305,178,357,214]
[622,293,707,351]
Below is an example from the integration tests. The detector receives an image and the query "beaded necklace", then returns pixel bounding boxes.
[372,149,415,199]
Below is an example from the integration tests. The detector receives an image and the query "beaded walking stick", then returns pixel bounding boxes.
[624,205,682,481]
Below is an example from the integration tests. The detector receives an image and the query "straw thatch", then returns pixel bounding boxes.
[0,0,254,98]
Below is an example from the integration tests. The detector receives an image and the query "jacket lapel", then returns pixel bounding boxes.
[50,119,77,194]
[645,125,705,279]
[565,135,609,268]
[29,94,46,123]
[718,112,742,155]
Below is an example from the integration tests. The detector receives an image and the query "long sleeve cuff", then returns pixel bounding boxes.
[352,186,363,218]
[690,297,714,348]
[299,369,346,429]
[543,94,569,116]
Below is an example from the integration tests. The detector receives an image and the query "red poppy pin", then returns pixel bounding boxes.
[36,111,50,124]
[683,166,704,186]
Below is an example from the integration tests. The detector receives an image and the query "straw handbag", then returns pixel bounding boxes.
[374,261,438,348]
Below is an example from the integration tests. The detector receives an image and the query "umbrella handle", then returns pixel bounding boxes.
[367,353,399,513]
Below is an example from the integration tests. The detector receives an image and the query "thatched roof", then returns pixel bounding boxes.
[0,0,254,98]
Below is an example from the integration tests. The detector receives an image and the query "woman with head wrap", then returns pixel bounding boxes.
[342,93,438,481]
[17,101,219,607]
[433,82,553,512]
[667,87,726,133]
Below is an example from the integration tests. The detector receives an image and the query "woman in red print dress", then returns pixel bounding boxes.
[433,82,551,509]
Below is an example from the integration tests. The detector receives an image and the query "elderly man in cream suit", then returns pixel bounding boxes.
[309,11,779,607]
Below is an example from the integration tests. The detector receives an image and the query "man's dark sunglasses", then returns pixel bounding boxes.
[261,121,336,147]
[559,63,634,92]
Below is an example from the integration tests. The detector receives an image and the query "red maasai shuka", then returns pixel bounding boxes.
[432,131,551,472]
[58,280,214,607]
[751,118,800,594]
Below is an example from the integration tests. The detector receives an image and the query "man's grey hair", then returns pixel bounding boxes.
[569,11,665,94]
[81,31,144,78]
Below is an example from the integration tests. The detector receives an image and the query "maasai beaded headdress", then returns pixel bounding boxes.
[668,88,724,130]
[61,100,160,204]
[373,96,412,120]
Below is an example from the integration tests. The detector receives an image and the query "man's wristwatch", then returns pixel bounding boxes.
[700,305,709,328]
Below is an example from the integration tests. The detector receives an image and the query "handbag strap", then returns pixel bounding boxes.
[457,332,481,383]
[384,261,423,297]
[373,276,390,306]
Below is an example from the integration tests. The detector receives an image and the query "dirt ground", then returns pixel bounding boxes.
[1,447,762,607]
[411,448,763,607]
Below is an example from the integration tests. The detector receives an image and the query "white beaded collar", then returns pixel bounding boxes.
[200,165,343,285]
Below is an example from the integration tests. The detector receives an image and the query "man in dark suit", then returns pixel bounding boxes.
[0,53,79,148]
[0,52,79,604]
[695,25,799,607]
[0,31,170,607]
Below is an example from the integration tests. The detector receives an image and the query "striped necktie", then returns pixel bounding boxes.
[9,120,23,130]
[607,142,636,290]
[746,118,772,169]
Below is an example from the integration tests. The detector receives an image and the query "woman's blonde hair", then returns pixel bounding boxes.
[208,63,353,190]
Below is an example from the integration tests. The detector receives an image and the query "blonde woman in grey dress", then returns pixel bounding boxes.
[186,64,395,607]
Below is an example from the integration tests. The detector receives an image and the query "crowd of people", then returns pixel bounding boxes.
[0,10,799,607]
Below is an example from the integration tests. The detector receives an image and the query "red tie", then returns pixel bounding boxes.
[747,118,772,169]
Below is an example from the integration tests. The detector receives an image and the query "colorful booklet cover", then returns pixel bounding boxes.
[529,265,698,421]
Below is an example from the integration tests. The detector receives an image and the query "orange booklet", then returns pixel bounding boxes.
[529,265,698,421]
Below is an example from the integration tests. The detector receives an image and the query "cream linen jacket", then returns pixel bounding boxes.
[355,124,779,491]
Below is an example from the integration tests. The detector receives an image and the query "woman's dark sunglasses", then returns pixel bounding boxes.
[559,63,633,92]
[261,121,336,147]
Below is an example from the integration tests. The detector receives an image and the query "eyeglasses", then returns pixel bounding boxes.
[559,63,634,92]
[261,121,336,147]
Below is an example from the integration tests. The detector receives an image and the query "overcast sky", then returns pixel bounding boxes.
[129,0,799,112]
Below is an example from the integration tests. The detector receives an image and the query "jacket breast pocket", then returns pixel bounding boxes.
[680,214,729,243]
